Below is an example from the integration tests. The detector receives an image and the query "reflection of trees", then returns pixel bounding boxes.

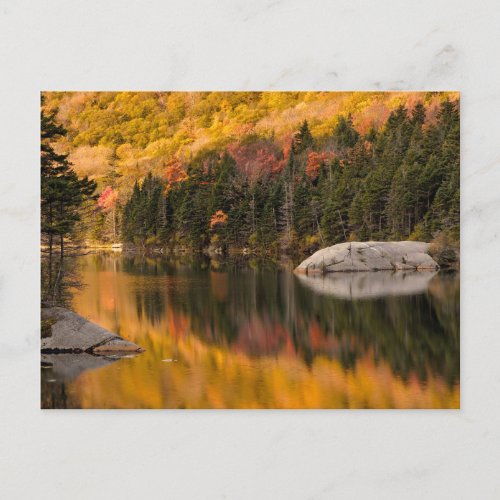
[114,255,459,385]
[41,251,83,308]
[290,271,459,384]
[135,288,165,324]
[41,370,79,409]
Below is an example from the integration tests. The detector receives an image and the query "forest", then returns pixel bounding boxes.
[41,92,459,259]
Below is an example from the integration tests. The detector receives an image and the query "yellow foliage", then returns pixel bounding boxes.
[42,91,459,186]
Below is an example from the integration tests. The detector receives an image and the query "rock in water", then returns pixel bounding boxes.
[295,241,439,275]
[41,307,145,354]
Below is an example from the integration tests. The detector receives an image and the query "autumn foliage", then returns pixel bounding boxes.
[42,91,460,252]
[305,151,336,180]
[210,210,228,229]
[97,186,118,211]
[164,159,188,189]
[227,141,285,180]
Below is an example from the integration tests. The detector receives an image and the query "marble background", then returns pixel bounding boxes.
[1,0,499,498]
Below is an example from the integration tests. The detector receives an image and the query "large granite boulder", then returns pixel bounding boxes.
[41,307,144,354]
[295,241,439,275]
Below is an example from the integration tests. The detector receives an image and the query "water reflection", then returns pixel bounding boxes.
[41,352,145,409]
[42,253,460,409]
[296,270,438,299]
[41,253,83,307]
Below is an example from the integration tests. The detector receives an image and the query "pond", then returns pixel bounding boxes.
[41,253,460,409]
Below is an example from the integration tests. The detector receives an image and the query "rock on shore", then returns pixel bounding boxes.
[41,307,144,354]
[295,241,439,275]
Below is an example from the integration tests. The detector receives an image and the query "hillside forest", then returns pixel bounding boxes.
[41,91,459,258]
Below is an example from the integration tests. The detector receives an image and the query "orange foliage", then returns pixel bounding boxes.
[353,101,392,135]
[164,159,188,189]
[305,151,336,180]
[210,210,228,229]
[227,140,285,180]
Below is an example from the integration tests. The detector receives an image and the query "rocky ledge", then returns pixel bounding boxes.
[295,241,439,275]
[41,307,144,354]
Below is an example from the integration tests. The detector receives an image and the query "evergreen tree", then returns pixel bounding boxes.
[121,174,167,245]
[292,120,314,154]
[41,105,96,255]
[425,100,460,237]
[117,99,459,254]
[293,174,313,238]
[332,114,359,152]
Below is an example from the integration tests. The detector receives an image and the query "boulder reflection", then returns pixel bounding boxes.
[296,270,438,299]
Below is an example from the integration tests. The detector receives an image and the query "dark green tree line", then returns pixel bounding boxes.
[120,101,459,255]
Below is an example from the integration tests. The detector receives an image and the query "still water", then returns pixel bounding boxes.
[41,253,460,409]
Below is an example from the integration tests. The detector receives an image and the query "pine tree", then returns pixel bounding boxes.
[293,174,313,238]
[292,120,314,154]
[386,103,427,237]
[117,98,459,254]
[41,101,96,306]
[332,114,359,152]
[121,174,169,245]
[425,99,460,237]
[41,104,96,256]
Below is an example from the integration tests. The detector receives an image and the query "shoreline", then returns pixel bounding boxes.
[41,306,145,355]
[42,238,460,271]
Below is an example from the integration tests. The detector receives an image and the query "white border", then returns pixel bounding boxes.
[1,1,499,497]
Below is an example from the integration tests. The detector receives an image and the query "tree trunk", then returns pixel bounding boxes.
[47,234,53,299]
[338,210,347,241]
[251,193,256,233]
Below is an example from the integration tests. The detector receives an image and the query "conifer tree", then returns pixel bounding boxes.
[41,104,96,256]
[332,114,359,152]
[292,120,314,154]
[116,98,459,254]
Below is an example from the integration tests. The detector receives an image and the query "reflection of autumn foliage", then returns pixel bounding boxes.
[233,318,295,357]
[97,186,118,210]
[63,255,460,409]
[210,210,228,229]
[72,328,459,409]
[210,271,228,301]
